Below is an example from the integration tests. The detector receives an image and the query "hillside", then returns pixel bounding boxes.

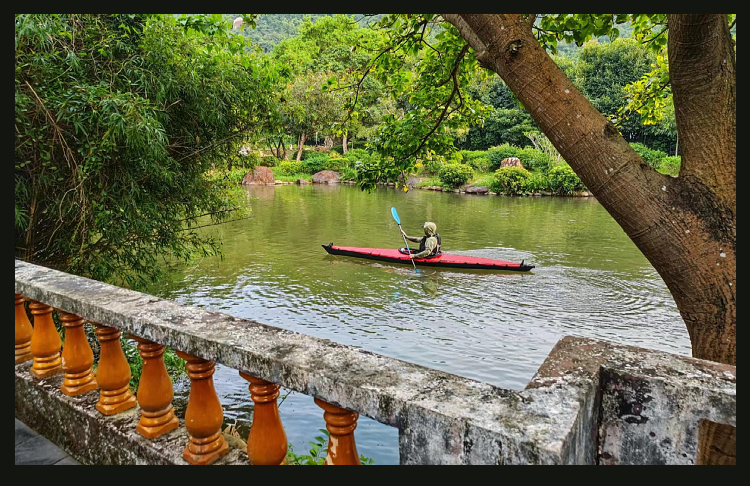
[227,14,385,52]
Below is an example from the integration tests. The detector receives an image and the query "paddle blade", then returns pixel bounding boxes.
[391,207,401,225]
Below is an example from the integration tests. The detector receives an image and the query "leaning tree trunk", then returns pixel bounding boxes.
[443,13,735,463]
[296,132,307,162]
[668,14,736,465]
[342,131,349,154]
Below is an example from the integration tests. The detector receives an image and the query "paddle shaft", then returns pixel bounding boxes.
[398,224,418,271]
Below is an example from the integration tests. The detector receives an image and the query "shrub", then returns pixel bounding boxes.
[548,164,586,195]
[340,166,357,181]
[491,166,531,195]
[658,156,681,177]
[422,157,445,174]
[517,147,554,173]
[523,172,551,193]
[325,157,349,172]
[469,156,492,173]
[438,163,474,188]
[459,150,487,163]
[260,156,280,167]
[346,148,374,165]
[487,144,521,170]
[276,161,305,176]
[301,153,330,174]
[629,142,668,169]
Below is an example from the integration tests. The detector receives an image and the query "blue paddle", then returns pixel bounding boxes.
[391,207,418,272]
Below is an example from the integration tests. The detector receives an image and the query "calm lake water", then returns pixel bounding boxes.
[148,184,691,465]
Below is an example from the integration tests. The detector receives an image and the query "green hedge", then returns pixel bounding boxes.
[438,163,474,188]
[276,161,304,176]
[548,164,586,195]
[490,166,531,195]
[629,142,669,169]
[659,156,681,176]
[260,155,280,167]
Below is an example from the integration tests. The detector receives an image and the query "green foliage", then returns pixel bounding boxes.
[576,38,676,151]
[15,14,281,288]
[461,152,492,173]
[516,147,554,173]
[460,108,538,150]
[261,156,281,167]
[326,157,349,171]
[276,161,305,176]
[486,144,521,171]
[491,167,531,195]
[285,428,375,465]
[658,156,681,177]
[286,429,329,465]
[629,142,668,168]
[547,164,586,195]
[301,153,330,174]
[534,14,635,55]
[205,167,248,185]
[339,166,358,181]
[351,15,488,190]
[121,338,186,390]
[438,164,473,188]
[523,172,552,193]
[347,148,376,165]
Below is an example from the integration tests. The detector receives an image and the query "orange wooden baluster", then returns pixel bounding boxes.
[239,372,288,465]
[14,294,33,364]
[28,301,62,379]
[314,398,361,465]
[59,312,98,396]
[94,324,136,415]
[174,351,228,465]
[132,336,179,439]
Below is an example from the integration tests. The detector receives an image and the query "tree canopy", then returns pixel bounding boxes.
[15,14,282,287]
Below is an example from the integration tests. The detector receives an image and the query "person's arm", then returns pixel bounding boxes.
[400,229,422,243]
[410,237,436,258]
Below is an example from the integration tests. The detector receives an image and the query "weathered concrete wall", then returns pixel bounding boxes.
[597,360,736,465]
[14,362,248,465]
[15,260,736,465]
[527,336,736,465]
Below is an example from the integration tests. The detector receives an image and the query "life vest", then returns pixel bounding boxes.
[419,234,442,257]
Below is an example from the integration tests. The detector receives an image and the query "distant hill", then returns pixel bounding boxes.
[226,14,385,52]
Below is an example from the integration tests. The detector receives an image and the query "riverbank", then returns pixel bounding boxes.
[213,167,594,197]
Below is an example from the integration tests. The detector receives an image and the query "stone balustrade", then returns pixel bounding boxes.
[14,259,736,465]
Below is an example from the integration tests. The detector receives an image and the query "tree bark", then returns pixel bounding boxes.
[296,132,307,162]
[442,12,735,464]
[342,131,349,154]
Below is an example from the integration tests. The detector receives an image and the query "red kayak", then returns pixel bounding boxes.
[322,244,534,272]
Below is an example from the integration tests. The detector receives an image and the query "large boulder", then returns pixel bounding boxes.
[500,157,524,169]
[241,166,275,185]
[465,186,489,194]
[312,170,341,184]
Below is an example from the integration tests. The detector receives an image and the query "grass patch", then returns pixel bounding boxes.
[416,177,445,188]
[275,173,313,182]
[470,173,495,187]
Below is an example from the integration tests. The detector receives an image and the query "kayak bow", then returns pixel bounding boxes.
[322,244,534,272]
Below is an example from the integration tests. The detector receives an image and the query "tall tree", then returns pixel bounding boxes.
[15,14,281,288]
[355,13,736,463]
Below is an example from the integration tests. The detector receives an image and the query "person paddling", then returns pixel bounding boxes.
[400,222,442,258]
